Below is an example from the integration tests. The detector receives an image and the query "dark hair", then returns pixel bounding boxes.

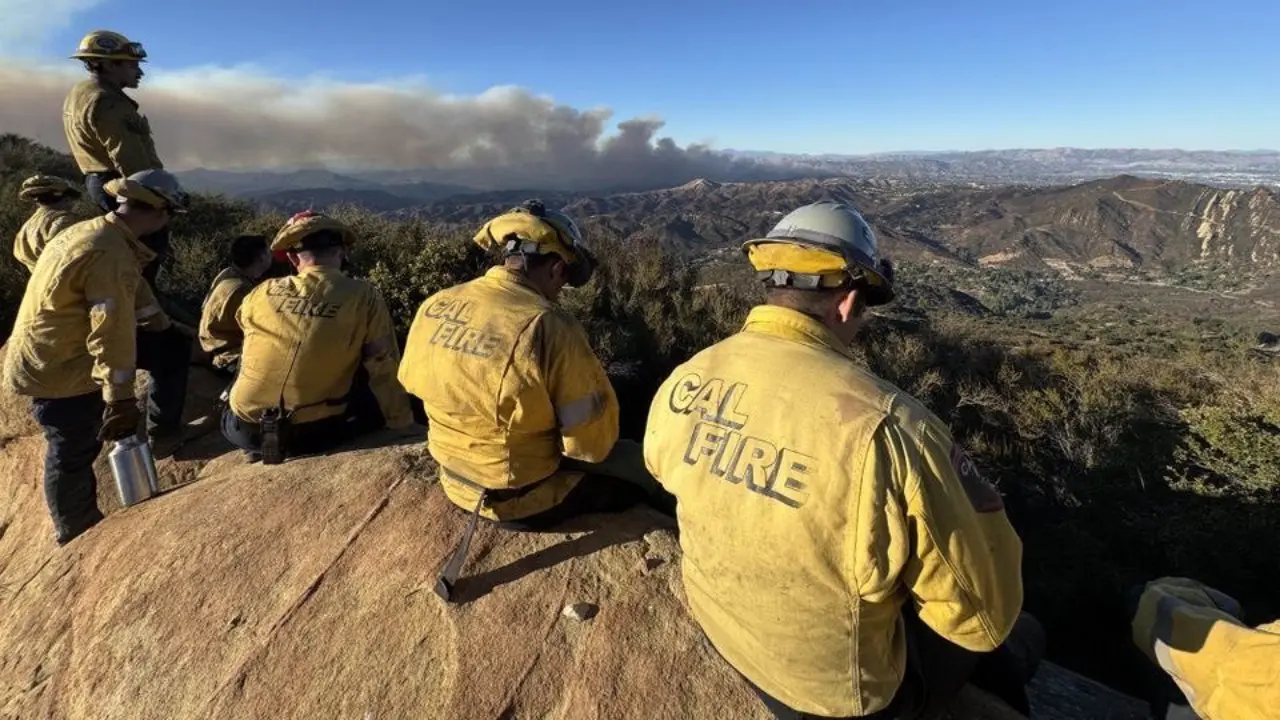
[764,279,867,319]
[229,235,269,268]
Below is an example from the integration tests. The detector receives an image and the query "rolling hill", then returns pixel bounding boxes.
[175,147,1280,201]
[359,175,1280,278]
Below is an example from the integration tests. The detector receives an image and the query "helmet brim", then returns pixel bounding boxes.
[71,52,148,62]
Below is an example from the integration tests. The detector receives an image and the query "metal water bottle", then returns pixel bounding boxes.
[109,435,160,506]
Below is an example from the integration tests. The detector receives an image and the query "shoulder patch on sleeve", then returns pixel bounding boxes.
[949,442,1004,512]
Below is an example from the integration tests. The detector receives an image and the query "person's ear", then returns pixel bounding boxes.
[551,257,569,285]
[836,288,861,324]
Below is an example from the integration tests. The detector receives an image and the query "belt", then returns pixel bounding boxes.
[433,465,559,604]
[439,466,555,505]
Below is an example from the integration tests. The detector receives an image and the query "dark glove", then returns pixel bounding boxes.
[99,399,142,442]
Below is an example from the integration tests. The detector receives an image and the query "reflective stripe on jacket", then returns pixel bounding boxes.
[398,266,619,521]
[642,305,1024,716]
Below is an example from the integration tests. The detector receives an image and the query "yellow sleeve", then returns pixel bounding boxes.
[14,221,38,272]
[643,375,670,484]
[134,278,172,332]
[15,211,78,272]
[1132,578,1280,720]
[396,295,433,400]
[199,278,250,355]
[91,96,163,176]
[81,248,140,402]
[539,310,618,463]
[896,413,1023,651]
[361,286,413,429]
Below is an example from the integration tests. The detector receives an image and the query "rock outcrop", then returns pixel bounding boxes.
[0,362,1150,719]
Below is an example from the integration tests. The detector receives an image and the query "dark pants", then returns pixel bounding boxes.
[31,393,106,544]
[495,439,676,531]
[86,172,170,288]
[743,609,1036,719]
[494,474,654,532]
[137,327,191,434]
[220,368,386,458]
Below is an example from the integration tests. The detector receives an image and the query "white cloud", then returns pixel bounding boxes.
[0,0,108,56]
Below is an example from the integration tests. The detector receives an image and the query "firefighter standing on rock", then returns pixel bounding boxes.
[62,30,170,290]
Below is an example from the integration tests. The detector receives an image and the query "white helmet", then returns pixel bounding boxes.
[742,200,895,305]
[104,168,191,214]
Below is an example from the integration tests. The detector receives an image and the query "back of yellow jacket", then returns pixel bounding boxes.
[398,267,619,521]
[14,206,80,273]
[3,214,151,403]
[1132,577,1280,720]
[643,305,1024,717]
[229,266,412,428]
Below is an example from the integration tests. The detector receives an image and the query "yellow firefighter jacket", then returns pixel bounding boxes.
[14,211,172,336]
[13,206,80,273]
[643,305,1024,717]
[199,266,256,370]
[62,78,164,177]
[14,210,171,334]
[398,267,620,521]
[2,214,154,403]
[228,266,412,429]
[1132,577,1280,720]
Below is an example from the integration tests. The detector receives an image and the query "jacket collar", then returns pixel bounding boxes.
[104,213,156,266]
[91,76,138,108]
[216,264,257,283]
[297,264,345,278]
[740,305,856,361]
[486,266,551,301]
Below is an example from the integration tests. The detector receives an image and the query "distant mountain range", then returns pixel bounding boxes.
[175,148,1280,208]
[722,148,1280,188]
[364,175,1280,280]
[166,144,1280,282]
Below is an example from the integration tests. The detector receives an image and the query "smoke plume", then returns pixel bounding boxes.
[0,61,783,191]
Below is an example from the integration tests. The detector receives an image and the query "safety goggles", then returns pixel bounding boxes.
[90,38,147,60]
[119,42,147,60]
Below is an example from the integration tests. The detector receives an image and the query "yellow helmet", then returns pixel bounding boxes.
[473,200,596,287]
[271,211,356,252]
[71,30,148,62]
[18,174,82,203]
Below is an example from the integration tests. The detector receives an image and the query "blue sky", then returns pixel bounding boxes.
[15,0,1280,153]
